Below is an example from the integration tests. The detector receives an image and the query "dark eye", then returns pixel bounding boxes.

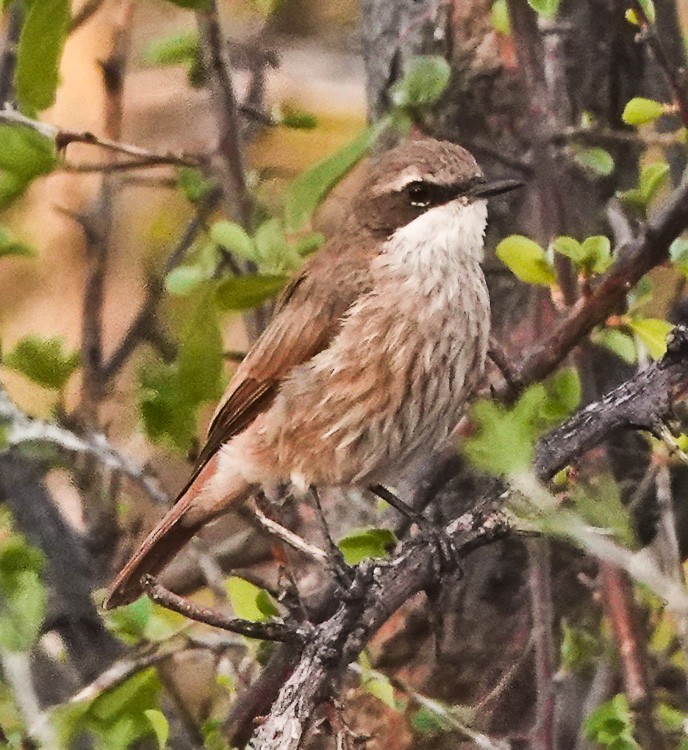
[406,181,432,208]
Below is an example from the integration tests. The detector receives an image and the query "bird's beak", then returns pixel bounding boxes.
[469,178,524,198]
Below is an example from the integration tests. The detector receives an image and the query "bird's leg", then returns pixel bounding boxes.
[309,487,354,587]
[370,484,460,573]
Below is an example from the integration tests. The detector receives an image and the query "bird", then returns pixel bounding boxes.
[103,137,522,609]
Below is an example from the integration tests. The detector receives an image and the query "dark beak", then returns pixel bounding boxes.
[469,178,524,198]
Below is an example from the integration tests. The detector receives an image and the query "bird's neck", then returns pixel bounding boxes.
[372,200,488,284]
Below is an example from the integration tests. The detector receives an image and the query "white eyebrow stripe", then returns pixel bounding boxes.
[370,166,427,196]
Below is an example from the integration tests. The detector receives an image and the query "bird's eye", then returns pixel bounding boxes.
[406,182,432,208]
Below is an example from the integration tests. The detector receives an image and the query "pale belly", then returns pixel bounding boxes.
[253,267,490,490]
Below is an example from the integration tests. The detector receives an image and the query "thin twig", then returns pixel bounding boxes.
[0,106,201,169]
[628,0,688,129]
[142,576,308,644]
[0,385,169,504]
[252,507,328,562]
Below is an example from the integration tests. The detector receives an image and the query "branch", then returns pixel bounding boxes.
[0,106,202,169]
[246,326,688,749]
[0,385,169,505]
[628,0,688,130]
[511,174,688,389]
[142,576,308,644]
[196,2,253,228]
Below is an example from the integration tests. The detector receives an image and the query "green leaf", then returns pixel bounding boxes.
[0,528,46,652]
[210,220,256,262]
[103,598,153,645]
[670,237,688,275]
[491,0,510,34]
[139,361,195,452]
[215,274,286,311]
[3,335,80,390]
[495,235,556,285]
[527,0,560,17]
[625,0,656,25]
[0,225,34,258]
[622,97,665,125]
[225,577,277,623]
[176,167,215,204]
[560,621,601,674]
[254,218,300,273]
[591,328,637,364]
[581,235,613,273]
[163,0,211,8]
[276,104,317,130]
[390,55,451,109]
[584,694,640,749]
[657,703,687,732]
[177,298,223,404]
[15,0,70,114]
[143,30,199,66]
[620,160,669,209]
[364,674,397,709]
[0,126,57,208]
[293,232,325,256]
[337,527,397,565]
[574,476,636,547]
[552,236,584,264]
[144,710,169,750]
[164,265,206,297]
[541,368,581,423]
[627,317,673,359]
[573,147,615,177]
[284,121,384,232]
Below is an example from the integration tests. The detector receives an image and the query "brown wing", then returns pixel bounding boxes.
[191,228,376,482]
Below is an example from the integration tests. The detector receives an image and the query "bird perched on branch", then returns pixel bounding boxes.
[104,137,521,609]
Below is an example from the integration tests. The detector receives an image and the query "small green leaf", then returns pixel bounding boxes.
[573,147,615,176]
[176,167,215,204]
[3,335,80,390]
[337,527,397,565]
[163,0,211,8]
[581,235,613,273]
[625,0,656,25]
[293,232,325,256]
[225,577,276,623]
[541,368,581,423]
[620,160,669,209]
[670,237,688,275]
[143,31,199,66]
[495,235,556,285]
[177,298,223,404]
[552,236,584,264]
[627,317,673,359]
[0,126,57,208]
[284,121,384,232]
[584,694,640,749]
[390,55,451,109]
[622,97,666,125]
[210,220,256,262]
[491,0,510,34]
[164,266,206,297]
[527,0,560,17]
[276,104,317,130]
[144,710,169,750]
[363,674,397,709]
[15,0,70,114]
[560,621,601,674]
[591,328,637,364]
[215,274,286,311]
[0,225,34,258]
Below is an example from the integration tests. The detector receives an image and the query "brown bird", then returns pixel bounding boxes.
[104,137,521,609]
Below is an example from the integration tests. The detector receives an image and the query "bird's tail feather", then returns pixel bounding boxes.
[103,455,252,609]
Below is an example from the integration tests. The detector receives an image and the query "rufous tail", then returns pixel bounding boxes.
[103,455,252,609]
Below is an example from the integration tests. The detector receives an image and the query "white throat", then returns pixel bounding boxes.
[375,199,488,282]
